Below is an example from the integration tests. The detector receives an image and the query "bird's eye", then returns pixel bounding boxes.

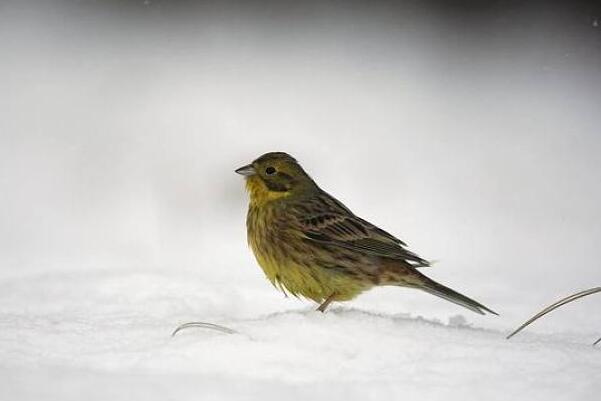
[265,166,276,175]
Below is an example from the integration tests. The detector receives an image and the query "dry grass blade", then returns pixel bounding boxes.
[506,287,601,344]
[171,321,238,337]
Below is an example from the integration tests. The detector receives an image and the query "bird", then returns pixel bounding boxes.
[235,152,497,315]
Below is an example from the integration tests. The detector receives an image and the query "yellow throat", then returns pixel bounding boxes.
[245,175,291,207]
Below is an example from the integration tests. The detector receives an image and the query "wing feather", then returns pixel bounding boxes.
[292,192,430,267]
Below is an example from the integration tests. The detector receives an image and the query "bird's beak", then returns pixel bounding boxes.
[235,164,256,176]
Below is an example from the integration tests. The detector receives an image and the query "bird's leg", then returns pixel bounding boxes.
[316,293,337,313]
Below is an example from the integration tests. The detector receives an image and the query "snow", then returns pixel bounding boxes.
[0,270,599,401]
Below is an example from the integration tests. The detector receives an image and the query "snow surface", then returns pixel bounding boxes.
[1,270,599,401]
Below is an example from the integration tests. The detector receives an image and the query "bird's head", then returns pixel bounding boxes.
[235,152,317,206]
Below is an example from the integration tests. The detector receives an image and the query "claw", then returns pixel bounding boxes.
[171,321,237,337]
[506,287,601,345]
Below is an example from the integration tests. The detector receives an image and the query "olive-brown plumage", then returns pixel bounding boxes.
[236,152,497,315]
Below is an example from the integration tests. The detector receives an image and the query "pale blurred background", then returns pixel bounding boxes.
[1,0,600,333]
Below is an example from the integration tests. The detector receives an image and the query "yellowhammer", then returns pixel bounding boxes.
[236,152,497,315]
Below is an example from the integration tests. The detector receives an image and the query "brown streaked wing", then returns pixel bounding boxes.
[291,191,430,267]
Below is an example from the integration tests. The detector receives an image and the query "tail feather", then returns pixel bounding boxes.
[404,273,498,316]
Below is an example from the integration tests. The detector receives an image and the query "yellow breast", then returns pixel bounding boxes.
[246,201,367,303]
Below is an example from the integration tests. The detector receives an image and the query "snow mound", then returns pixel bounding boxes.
[0,271,599,401]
